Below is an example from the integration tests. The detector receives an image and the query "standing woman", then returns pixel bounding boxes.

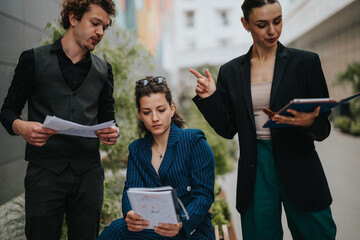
[98,76,215,239]
[190,0,336,239]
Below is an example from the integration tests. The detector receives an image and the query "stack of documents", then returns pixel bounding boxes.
[127,186,181,229]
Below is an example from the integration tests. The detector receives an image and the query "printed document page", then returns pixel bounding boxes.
[127,187,178,229]
[42,115,114,138]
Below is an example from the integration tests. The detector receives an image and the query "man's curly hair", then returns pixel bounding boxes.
[60,0,117,30]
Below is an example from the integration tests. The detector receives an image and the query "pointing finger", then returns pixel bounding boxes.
[189,69,204,79]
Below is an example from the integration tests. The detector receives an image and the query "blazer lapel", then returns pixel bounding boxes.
[270,42,288,109]
[158,123,179,182]
[241,47,256,128]
[136,136,163,186]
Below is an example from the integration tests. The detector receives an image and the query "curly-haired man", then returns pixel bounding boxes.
[0,1,117,239]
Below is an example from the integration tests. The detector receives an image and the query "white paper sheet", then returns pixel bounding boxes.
[127,186,179,229]
[42,115,114,138]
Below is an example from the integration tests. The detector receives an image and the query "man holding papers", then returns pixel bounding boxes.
[0,1,118,239]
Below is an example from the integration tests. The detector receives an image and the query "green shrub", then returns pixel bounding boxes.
[333,62,360,136]
[349,119,360,136]
[334,116,352,133]
[179,64,237,231]
[211,182,231,236]
[100,173,125,229]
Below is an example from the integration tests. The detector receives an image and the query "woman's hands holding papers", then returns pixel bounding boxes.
[125,210,183,237]
[153,222,182,237]
[272,106,320,128]
[125,210,149,231]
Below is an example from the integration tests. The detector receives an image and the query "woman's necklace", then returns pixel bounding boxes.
[153,144,166,160]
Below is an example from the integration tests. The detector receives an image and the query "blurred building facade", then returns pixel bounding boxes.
[122,0,360,101]
[282,0,360,100]
[116,0,251,95]
[116,0,173,64]
[166,0,253,94]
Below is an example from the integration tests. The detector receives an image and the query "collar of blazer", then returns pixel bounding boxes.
[136,122,181,150]
[240,41,288,127]
[133,123,181,185]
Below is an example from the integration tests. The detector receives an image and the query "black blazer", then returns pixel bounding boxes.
[193,42,332,213]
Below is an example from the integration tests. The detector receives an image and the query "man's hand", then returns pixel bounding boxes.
[95,126,119,145]
[125,210,149,232]
[13,119,58,147]
[189,69,216,98]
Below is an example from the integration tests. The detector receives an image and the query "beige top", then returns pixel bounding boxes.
[251,81,272,140]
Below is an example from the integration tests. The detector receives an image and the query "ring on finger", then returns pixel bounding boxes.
[291,117,294,122]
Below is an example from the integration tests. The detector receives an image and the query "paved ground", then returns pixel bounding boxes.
[218,126,360,240]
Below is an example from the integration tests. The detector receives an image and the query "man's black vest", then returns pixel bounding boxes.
[25,43,108,174]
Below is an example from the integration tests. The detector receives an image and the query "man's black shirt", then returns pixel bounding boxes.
[0,38,115,135]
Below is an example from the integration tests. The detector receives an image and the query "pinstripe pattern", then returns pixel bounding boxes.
[97,123,215,239]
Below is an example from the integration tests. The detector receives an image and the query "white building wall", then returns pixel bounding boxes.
[163,0,359,100]
[281,0,360,100]
[163,0,252,90]
[281,0,354,44]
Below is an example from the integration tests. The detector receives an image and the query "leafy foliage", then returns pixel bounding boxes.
[333,62,360,136]
[211,183,231,237]
[93,30,153,170]
[335,62,360,93]
[178,64,237,229]
[180,64,237,176]
[100,173,125,228]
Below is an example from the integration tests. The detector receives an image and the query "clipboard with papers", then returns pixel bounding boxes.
[263,92,360,128]
[127,186,187,229]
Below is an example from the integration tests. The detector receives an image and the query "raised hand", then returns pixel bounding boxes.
[12,119,58,147]
[189,69,216,98]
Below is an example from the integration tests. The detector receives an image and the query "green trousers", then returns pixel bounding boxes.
[241,139,336,240]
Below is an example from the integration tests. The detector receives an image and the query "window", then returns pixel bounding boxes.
[185,11,195,28]
[186,39,196,50]
[217,10,229,27]
[218,38,230,47]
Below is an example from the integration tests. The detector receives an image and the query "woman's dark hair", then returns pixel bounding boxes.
[60,0,117,30]
[135,76,186,138]
[241,0,280,22]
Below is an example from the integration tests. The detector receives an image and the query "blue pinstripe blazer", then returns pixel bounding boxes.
[121,123,215,239]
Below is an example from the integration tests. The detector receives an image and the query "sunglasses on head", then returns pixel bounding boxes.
[136,76,166,86]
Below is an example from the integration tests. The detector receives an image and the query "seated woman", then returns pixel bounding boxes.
[97,76,215,239]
